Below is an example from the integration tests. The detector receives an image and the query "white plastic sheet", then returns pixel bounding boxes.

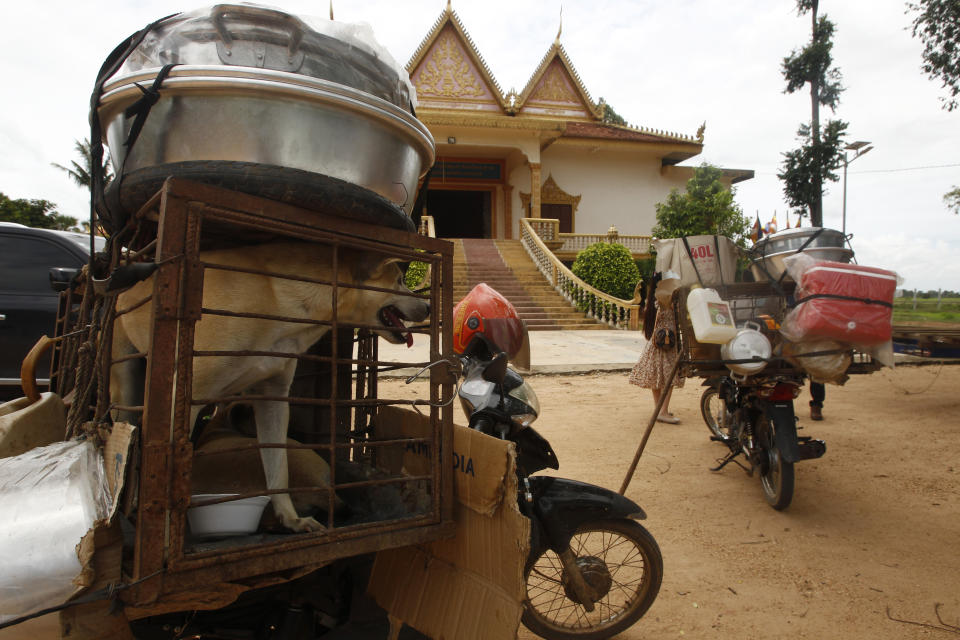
[654,235,740,288]
[0,440,110,623]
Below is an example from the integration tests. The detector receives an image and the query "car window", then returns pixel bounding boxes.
[0,235,84,294]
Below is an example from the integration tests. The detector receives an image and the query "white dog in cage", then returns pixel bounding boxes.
[111,241,430,533]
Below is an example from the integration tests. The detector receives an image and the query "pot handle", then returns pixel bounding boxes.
[212,4,306,64]
[20,335,54,405]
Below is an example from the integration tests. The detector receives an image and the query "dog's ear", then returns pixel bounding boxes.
[364,256,406,282]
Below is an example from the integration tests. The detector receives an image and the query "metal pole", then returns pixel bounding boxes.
[840,142,872,236]
[619,357,681,495]
[842,152,849,235]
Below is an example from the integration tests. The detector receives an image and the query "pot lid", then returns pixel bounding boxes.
[110,4,415,112]
[756,226,844,244]
[725,329,772,360]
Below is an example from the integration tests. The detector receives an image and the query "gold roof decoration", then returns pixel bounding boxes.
[405,3,704,150]
[515,42,599,120]
[406,3,508,112]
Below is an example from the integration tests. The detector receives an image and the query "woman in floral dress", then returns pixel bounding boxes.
[629,275,684,423]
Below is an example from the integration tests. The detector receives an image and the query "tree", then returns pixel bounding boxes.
[908,0,960,112]
[598,98,628,126]
[51,138,113,189]
[0,192,79,230]
[778,0,847,227]
[651,164,750,244]
[908,1,960,215]
[945,185,960,215]
[779,119,848,219]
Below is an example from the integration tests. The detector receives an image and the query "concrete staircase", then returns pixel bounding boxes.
[453,238,609,331]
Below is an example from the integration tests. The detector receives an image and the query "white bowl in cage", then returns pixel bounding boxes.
[187,493,270,538]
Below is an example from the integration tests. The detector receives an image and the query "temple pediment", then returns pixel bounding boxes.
[406,3,702,149]
[408,11,506,113]
[518,57,594,120]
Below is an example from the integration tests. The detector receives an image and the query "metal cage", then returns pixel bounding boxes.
[53,178,456,615]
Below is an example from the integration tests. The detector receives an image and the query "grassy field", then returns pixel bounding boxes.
[893,296,960,324]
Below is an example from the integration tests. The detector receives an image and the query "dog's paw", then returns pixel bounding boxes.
[285,515,326,533]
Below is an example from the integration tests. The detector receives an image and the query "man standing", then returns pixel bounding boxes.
[810,381,825,420]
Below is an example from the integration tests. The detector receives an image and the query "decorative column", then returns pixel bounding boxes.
[503,185,514,239]
[529,162,542,218]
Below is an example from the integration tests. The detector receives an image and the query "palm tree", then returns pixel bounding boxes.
[51,139,113,188]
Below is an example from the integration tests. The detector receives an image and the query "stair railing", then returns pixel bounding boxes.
[520,218,641,330]
[418,215,436,238]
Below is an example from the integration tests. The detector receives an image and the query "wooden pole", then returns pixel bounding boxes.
[619,357,681,495]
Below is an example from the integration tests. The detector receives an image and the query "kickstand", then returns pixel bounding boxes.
[710,450,751,474]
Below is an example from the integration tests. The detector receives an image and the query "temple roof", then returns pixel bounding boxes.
[406,3,703,149]
[406,4,508,112]
[515,42,599,120]
[563,121,699,145]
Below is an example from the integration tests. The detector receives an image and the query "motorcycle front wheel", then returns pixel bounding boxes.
[755,413,795,510]
[522,519,662,640]
[700,386,734,440]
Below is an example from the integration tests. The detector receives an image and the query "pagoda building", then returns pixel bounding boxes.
[406,3,752,239]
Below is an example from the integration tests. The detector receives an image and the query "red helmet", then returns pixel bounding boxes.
[452,283,525,359]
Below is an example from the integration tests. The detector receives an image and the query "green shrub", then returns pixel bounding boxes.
[571,242,640,300]
[404,261,428,290]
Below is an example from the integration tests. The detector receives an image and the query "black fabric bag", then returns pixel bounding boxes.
[654,328,677,349]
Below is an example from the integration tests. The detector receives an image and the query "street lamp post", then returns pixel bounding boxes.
[842,140,873,235]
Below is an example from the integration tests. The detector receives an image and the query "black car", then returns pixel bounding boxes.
[0,223,105,400]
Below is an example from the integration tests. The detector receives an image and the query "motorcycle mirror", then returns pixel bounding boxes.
[482,351,509,385]
[49,267,79,293]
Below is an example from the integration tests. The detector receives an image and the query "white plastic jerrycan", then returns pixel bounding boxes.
[687,287,738,344]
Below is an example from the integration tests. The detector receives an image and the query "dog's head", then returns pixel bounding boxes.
[340,255,431,347]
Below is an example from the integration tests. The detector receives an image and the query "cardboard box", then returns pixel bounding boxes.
[368,407,529,640]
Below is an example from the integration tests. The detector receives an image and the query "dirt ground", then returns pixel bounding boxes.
[498,364,960,640]
[3,365,956,640]
[393,363,960,640]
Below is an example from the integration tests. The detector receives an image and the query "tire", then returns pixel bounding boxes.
[103,161,416,235]
[522,519,662,640]
[700,386,733,440]
[755,413,795,510]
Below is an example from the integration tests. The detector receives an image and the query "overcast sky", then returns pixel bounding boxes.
[1,1,957,291]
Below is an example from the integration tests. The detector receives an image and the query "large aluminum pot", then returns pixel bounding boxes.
[721,323,772,378]
[750,227,853,281]
[96,5,434,231]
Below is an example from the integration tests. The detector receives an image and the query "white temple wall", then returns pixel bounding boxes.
[539,145,691,236]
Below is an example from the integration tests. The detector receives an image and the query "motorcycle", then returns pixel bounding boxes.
[699,370,826,511]
[457,350,663,640]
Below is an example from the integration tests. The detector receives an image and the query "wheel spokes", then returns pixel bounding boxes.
[526,529,650,631]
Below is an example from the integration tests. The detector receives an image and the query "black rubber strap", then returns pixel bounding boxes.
[776,227,825,286]
[714,235,726,285]
[411,168,432,226]
[681,236,705,287]
[123,63,178,149]
[88,12,179,252]
[794,292,893,308]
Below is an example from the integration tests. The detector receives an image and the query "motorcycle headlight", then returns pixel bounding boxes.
[507,380,540,426]
[511,413,538,427]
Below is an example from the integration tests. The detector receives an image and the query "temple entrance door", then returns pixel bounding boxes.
[542,203,573,233]
[426,189,491,238]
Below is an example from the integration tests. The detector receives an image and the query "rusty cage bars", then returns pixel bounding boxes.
[54,178,456,613]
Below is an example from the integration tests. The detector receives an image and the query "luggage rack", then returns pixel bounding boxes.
[675,280,880,379]
[677,281,795,380]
